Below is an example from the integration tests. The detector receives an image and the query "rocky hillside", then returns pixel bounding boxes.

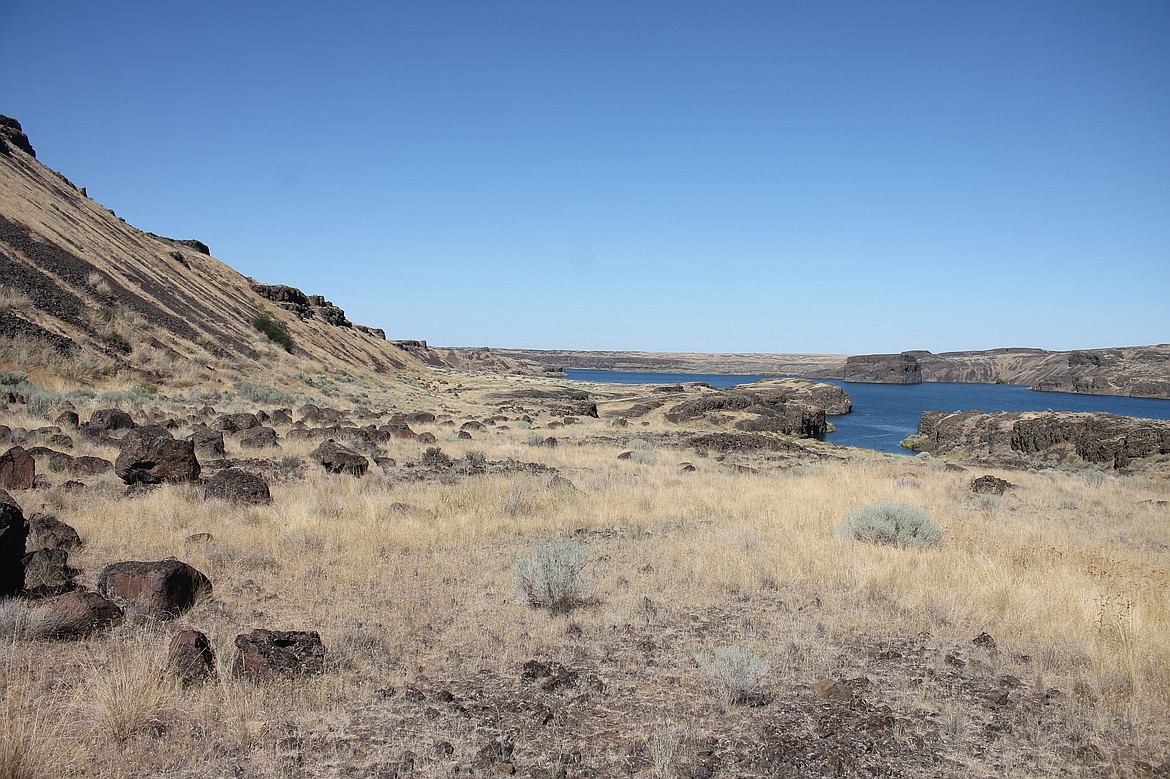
[0,115,465,388]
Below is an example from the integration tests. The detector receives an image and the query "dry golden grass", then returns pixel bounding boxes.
[2,385,1169,776]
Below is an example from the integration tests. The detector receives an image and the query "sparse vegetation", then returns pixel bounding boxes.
[695,645,769,704]
[513,539,592,613]
[838,500,945,548]
[233,380,294,405]
[250,311,294,353]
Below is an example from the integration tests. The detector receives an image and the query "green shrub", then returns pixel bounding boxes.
[629,450,658,465]
[695,646,769,704]
[971,494,1002,511]
[513,540,592,613]
[838,500,944,548]
[899,434,929,452]
[234,381,293,405]
[251,312,294,353]
[422,447,453,468]
[0,370,28,386]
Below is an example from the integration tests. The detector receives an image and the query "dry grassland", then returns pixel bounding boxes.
[2,393,1169,777]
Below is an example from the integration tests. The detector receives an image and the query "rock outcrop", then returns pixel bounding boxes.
[0,115,36,158]
[250,282,352,327]
[664,379,851,438]
[842,353,922,384]
[913,410,1170,469]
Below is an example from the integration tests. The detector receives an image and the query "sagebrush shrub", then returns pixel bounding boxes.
[838,500,944,548]
[513,540,591,613]
[695,646,768,704]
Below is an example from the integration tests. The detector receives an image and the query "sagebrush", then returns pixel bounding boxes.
[838,500,944,548]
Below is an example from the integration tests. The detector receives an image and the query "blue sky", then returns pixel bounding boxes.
[2,0,1167,354]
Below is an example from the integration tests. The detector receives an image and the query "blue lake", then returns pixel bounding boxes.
[565,369,1170,454]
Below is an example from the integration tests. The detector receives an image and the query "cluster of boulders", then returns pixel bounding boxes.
[1,485,325,683]
[1,397,580,690]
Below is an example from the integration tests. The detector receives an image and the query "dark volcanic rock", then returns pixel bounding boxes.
[0,490,27,596]
[115,429,200,484]
[971,475,1013,495]
[71,455,112,475]
[21,547,80,598]
[238,426,279,449]
[233,629,326,682]
[87,408,136,434]
[168,629,217,685]
[0,445,35,490]
[97,559,212,619]
[0,115,36,157]
[37,591,123,639]
[843,353,922,384]
[203,468,272,505]
[27,512,82,550]
[916,410,1170,468]
[311,440,368,476]
[189,426,226,459]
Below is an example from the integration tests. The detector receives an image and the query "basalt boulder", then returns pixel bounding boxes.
[36,591,123,639]
[0,490,27,596]
[311,440,368,476]
[203,468,272,506]
[168,629,217,686]
[0,445,35,490]
[27,512,82,550]
[97,559,212,619]
[115,428,200,484]
[85,408,136,435]
[189,426,226,459]
[233,629,325,682]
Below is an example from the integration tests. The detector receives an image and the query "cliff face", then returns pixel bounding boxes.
[912,409,1170,469]
[841,353,922,384]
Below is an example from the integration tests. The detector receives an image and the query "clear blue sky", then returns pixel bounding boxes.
[3,0,1167,354]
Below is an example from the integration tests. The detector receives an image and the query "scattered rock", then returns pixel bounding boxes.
[971,475,1012,495]
[232,629,325,682]
[521,659,578,692]
[27,512,82,550]
[973,632,997,650]
[168,629,217,686]
[203,468,272,505]
[215,412,261,433]
[53,410,79,429]
[0,490,28,596]
[21,547,79,598]
[311,440,369,476]
[114,429,201,484]
[35,590,123,639]
[97,559,212,619]
[238,426,279,449]
[85,408,135,435]
[70,455,112,475]
[189,426,226,459]
[0,445,35,490]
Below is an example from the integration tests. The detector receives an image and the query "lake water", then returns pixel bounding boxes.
[565,368,1170,454]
